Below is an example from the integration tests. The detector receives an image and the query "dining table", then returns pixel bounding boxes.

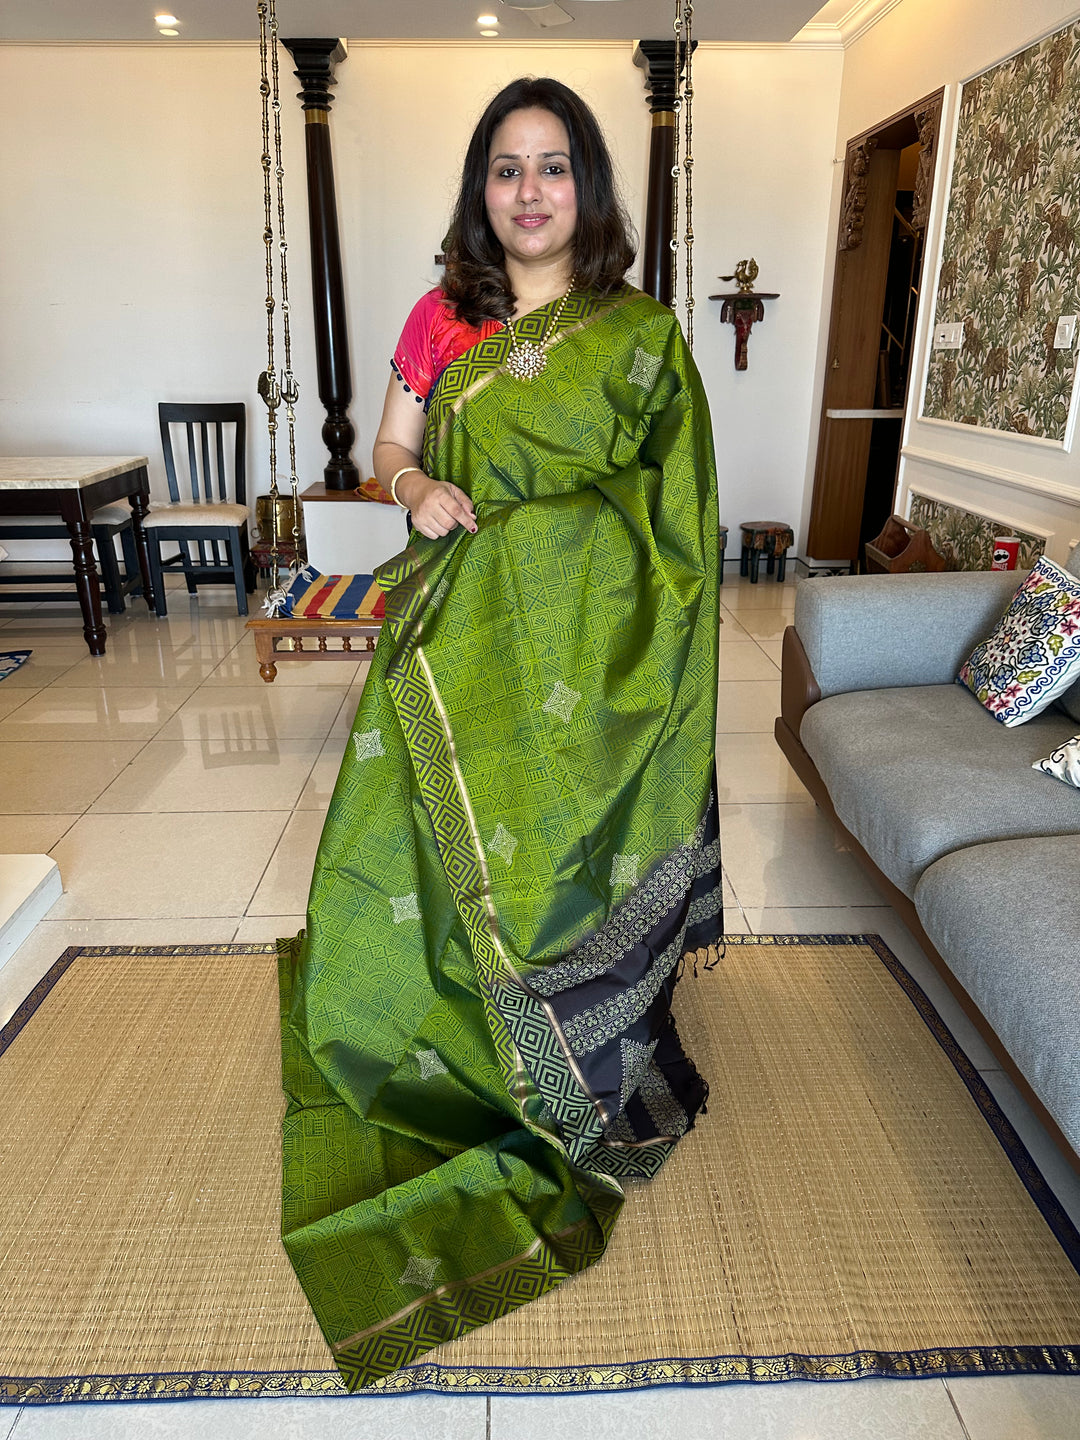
[0,456,156,656]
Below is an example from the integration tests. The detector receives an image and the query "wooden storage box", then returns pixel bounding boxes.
[865,515,947,574]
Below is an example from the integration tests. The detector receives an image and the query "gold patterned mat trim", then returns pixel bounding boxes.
[1,936,1078,1405]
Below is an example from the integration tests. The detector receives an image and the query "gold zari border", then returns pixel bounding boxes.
[4,1343,1079,1406]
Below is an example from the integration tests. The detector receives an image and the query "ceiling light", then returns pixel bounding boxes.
[154,12,179,22]
[477,13,499,22]
[158,27,180,35]
[480,29,499,35]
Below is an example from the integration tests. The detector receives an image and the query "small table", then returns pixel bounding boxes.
[739,521,795,584]
[0,457,156,655]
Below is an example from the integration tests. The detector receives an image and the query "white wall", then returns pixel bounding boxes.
[801,0,1080,566]
[0,39,842,564]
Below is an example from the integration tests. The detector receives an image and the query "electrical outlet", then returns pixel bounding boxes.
[1054,315,1077,349]
[933,321,963,349]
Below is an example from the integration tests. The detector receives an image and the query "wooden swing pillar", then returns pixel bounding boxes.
[281,37,359,490]
[633,39,694,306]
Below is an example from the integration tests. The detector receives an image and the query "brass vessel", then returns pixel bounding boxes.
[255,493,303,542]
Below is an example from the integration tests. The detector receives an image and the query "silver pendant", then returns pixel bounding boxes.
[505,341,548,381]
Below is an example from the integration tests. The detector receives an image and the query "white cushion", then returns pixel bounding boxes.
[142,502,249,528]
[1033,733,1080,790]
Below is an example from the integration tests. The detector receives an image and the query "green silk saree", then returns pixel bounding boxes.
[279,285,722,1389]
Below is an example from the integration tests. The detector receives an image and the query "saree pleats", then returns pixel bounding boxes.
[280,287,721,1388]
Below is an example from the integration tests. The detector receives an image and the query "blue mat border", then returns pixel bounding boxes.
[0,650,31,682]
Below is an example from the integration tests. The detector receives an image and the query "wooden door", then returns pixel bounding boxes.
[806,93,944,565]
[806,144,900,562]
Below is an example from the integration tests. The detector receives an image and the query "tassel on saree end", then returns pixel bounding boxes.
[684,942,724,976]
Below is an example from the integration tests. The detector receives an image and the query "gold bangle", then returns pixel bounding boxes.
[390,466,422,509]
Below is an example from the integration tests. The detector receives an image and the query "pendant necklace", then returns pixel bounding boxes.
[504,279,575,381]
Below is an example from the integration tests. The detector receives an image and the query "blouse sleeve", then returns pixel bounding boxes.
[391,289,443,406]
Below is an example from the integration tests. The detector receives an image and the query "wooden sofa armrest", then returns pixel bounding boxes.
[780,624,821,740]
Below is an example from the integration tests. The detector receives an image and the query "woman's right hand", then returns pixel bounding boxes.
[398,471,478,538]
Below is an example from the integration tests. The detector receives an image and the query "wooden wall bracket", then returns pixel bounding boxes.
[710,290,779,371]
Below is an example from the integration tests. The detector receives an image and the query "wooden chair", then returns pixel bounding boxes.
[144,402,256,617]
[0,506,140,613]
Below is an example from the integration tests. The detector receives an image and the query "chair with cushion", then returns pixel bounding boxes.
[144,402,255,617]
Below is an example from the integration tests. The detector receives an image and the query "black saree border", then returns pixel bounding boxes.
[2,935,1079,1405]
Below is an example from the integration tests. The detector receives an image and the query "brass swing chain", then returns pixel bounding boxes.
[257,0,301,605]
[682,0,695,350]
[670,0,682,312]
[670,0,696,349]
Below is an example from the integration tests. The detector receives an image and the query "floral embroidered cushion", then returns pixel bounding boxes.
[958,556,1080,726]
[1057,543,1080,724]
[1033,733,1080,790]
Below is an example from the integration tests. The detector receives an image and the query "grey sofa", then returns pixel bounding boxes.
[775,566,1080,1166]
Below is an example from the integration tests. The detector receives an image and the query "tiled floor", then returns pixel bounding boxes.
[1,573,1079,1440]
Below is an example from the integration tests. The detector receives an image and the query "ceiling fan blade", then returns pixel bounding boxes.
[525,4,575,26]
[498,0,576,23]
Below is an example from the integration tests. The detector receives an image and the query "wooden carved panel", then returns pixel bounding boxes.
[839,138,878,251]
[911,94,943,232]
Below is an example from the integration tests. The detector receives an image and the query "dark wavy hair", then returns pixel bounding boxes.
[442,77,636,324]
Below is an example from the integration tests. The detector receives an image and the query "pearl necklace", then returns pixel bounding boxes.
[504,280,575,381]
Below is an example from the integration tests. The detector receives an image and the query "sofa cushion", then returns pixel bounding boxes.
[1033,733,1080,789]
[958,556,1080,726]
[799,684,1080,897]
[1058,543,1080,723]
[914,836,1080,1155]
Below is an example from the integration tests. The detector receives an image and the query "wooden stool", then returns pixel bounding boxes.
[739,521,794,583]
[718,524,728,586]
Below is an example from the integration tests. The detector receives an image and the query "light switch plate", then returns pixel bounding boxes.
[933,321,963,349]
[1054,315,1077,349]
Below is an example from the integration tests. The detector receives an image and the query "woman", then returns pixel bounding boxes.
[279,77,722,1390]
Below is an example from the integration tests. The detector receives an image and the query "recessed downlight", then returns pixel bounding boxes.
[477,13,498,22]
[158,27,180,35]
[155,12,179,22]
[480,29,499,36]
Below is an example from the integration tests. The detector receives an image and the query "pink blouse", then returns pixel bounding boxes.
[391,289,503,408]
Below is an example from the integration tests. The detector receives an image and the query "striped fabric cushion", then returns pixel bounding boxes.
[282,570,385,621]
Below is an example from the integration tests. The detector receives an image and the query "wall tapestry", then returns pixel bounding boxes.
[908,495,1044,570]
[922,22,1080,440]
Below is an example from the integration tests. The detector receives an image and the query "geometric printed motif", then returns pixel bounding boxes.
[494,977,604,1163]
[628,346,662,391]
[542,681,582,725]
[619,1036,656,1109]
[687,879,725,928]
[333,1217,607,1391]
[639,1060,689,1138]
[561,920,688,1056]
[423,289,633,466]
[489,823,519,867]
[527,812,709,998]
[351,729,384,762]
[399,1256,442,1289]
[391,893,420,924]
[592,1132,677,1182]
[610,852,638,887]
[416,1048,448,1080]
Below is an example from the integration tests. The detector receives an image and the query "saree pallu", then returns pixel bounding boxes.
[279,286,722,1389]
